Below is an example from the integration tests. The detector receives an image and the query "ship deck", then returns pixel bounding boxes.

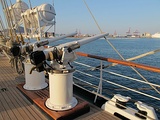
[0,54,120,120]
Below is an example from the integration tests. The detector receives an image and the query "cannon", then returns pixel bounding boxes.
[10,32,77,90]
[29,32,109,111]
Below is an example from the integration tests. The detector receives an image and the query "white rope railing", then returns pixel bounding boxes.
[74,61,160,101]
[74,61,160,88]
[103,69,160,88]
[73,76,98,89]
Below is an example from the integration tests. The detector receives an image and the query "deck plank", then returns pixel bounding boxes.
[1,91,24,120]
[0,56,47,120]
[0,77,29,120]
[76,103,120,120]
[0,55,120,120]
[0,93,13,120]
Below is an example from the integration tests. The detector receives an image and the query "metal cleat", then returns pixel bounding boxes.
[135,101,158,120]
[114,94,131,109]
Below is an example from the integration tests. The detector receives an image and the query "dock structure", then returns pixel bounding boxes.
[0,55,120,120]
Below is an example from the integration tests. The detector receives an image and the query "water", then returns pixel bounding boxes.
[50,37,160,118]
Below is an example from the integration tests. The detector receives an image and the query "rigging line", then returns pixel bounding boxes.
[12,0,22,34]
[83,0,160,94]
[1,0,9,27]
[7,0,20,43]
[0,30,6,40]
[1,0,11,29]
[0,1,9,35]
[28,0,40,40]
[106,48,160,68]
[127,49,160,61]
[5,0,14,30]
[16,0,25,45]
[8,0,20,43]
[28,0,32,9]
[0,22,7,40]
[0,15,5,30]
[83,0,102,33]
[52,0,54,6]
[2,0,15,41]
[83,0,124,59]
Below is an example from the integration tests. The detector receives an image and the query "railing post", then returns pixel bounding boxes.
[94,60,103,103]
[100,60,103,94]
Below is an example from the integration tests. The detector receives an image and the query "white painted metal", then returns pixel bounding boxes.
[19,32,77,55]
[21,3,56,38]
[101,94,158,120]
[9,0,29,22]
[114,94,130,102]
[43,32,109,60]
[58,32,109,49]
[37,32,108,111]
[45,71,78,111]
[22,4,55,27]
[135,101,158,120]
[23,59,48,90]
[94,60,103,103]
[74,61,160,100]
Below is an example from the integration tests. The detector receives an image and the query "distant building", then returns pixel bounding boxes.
[141,32,151,38]
[152,32,160,38]
[44,32,55,38]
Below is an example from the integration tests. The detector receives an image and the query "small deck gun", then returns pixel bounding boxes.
[10,32,77,57]
[29,32,109,73]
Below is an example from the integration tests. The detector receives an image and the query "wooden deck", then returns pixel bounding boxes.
[0,54,120,120]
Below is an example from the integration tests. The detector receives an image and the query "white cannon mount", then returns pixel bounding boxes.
[29,32,109,111]
[10,32,77,90]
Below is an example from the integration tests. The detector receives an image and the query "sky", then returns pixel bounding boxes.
[1,0,160,35]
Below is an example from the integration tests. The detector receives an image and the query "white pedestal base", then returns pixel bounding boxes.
[45,71,77,111]
[23,62,48,90]
[46,97,77,111]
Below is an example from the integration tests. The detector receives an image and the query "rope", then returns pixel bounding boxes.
[28,0,32,9]
[8,0,20,43]
[28,0,41,40]
[82,0,160,94]
[2,0,11,30]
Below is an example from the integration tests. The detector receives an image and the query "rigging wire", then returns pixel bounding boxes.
[0,15,7,40]
[104,49,160,68]
[82,0,160,94]
[18,0,25,45]
[74,67,160,113]
[1,0,13,40]
[5,0,15,33]
[28,0,32,9]
[28,0,39,40]
[8,0,20,43]
[0,2,8,34]
[0,15,5,31]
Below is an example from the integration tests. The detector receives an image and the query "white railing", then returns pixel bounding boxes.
[73,60,160,102]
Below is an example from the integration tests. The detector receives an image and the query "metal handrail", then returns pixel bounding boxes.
[73,59,160,101]
[74,61,160,88]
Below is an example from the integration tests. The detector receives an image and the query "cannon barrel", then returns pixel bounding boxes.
[59,32,109,48]
[11,32,77,56]
[30,32,109,66]
[24,31,77,48]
